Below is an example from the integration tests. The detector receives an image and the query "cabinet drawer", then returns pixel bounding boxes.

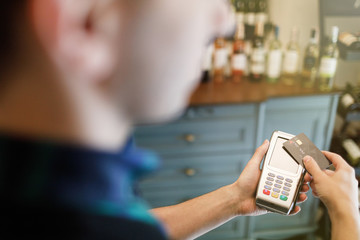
[140,153,251,188]
[262,95,332,150]
[135,104,256,156]
[266,95,331,111]
[135,118,255,155]
[184,104,256,120]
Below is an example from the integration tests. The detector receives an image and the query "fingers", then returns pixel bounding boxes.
[303,172,312,183]
[303,173,311,183]
[322,151,350,170]
[300,183,310,193]
[310,181,319,198]
[297,193,308,203]
[250,139,269,165]
[324,169,335,176]
[243,140,269,174]
[303,156,325,178]
[289,205,301,215]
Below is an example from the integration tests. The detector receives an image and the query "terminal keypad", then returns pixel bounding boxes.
[263,172,293,201]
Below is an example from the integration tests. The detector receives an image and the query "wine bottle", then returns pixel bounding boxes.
[245,0,256,40]
[302,29,319,88]
[201,44,214,83]
[255,0,268,24]
[282,27,300,86]
[342,139,360,166]
[319,26,339,92]
[266,25,282,83]
[249,22,265,82]
[234,0,246,27]
[213,37,228,83]
[232,24,247,83]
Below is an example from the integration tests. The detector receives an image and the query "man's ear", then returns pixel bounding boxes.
[30,0,122,83]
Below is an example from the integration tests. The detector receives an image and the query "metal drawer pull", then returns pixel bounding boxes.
[183,168,197,177]
[183,134,196,143]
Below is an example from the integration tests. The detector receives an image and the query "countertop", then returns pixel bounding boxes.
[189,79,341,106]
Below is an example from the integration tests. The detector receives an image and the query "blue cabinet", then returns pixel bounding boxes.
[135,94,339,240]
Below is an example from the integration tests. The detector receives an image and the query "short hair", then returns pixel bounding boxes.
[0,1,26,67]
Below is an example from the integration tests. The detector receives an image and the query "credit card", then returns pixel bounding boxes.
[283,133,331,169]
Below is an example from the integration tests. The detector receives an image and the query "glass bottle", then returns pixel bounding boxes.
[255,0,268,24]
[201,44,214,83]
[318,26,339,92]
[266,25,282,83]
[234,0,246,27]
[282,27,300,86]
[302,29,320,88]
[232,24,247,83]
[249,22,265,82]
[213,37,228,83]
[245,0,256,39]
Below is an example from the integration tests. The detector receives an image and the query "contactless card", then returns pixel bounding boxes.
[283,133,331,169]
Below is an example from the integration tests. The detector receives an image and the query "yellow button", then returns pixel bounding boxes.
[271,192,279,198]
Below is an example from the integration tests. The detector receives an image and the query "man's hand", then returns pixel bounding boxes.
[231,140,310,216]
[303,152,360,240]
[303,152,359,217]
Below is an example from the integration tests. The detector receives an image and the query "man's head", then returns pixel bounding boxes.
[1,0,233,125]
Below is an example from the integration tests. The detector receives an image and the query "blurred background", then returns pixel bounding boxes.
[135,0,360,239]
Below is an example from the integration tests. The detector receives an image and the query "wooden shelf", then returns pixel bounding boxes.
[189,79,340,106]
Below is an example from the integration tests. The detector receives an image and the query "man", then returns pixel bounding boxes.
[0,0,357,239]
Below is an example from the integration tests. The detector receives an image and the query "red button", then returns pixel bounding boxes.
[263,189,270,195]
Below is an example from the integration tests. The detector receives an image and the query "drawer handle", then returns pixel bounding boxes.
[183,168,197,177]
[183,134,196,143]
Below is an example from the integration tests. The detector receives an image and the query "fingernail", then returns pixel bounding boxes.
[263,139,269,145]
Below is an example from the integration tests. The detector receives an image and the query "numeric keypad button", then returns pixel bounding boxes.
[268,173,275,177]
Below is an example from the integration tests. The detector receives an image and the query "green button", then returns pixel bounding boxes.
[280,195,288,201]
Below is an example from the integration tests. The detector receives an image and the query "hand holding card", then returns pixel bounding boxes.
[283,133,332,170]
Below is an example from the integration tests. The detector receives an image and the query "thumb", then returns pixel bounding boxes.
[303,156,324,178]
[251,139,269,164]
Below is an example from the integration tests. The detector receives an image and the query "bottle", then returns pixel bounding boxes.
[341,93,356,110]
[213,37,228,83]
[282,27,300,86]
[245,0,256,40]
[201,44,214,83]
[342,139,360,166]
[231,24,247,83]
[266,25,282,83]
[302,29,320,88]
[234,0,246,27]
[255,0,268,24]
[249,22,265,82]
[318,26,339,92]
